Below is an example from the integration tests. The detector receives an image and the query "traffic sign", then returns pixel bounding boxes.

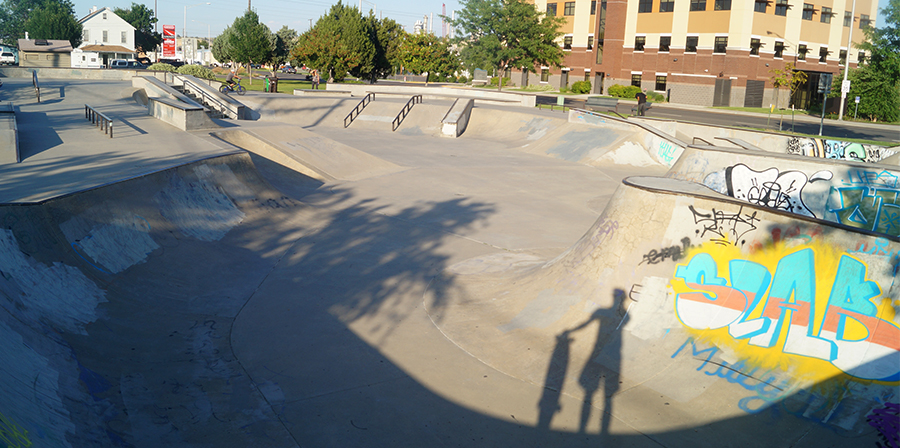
[855,96,860,103]
[841,80,851,94]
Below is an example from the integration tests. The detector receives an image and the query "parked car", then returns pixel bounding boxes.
[281,65,296,74]
[0,52,15,65]
[109,59,146,69]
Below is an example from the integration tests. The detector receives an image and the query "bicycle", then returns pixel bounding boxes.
[219,77,246,95]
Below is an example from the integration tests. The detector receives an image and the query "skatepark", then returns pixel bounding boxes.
[0,69,898,447]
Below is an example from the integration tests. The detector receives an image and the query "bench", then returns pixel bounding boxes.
[585,96,619,113]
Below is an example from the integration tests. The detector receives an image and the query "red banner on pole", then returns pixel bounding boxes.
[163,25,176,58]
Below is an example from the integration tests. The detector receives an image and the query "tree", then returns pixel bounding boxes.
[292,3,374,82]
[292,26,359,82]
[448,0,566,91]
[25,1,82,47]
[211,25,236,64]
[269,25,297,74]
[769,62,807,108]
[398,33,459,85]
[0,0,55,45]
[857,0,900,85]
[368,16,405,81]
[114,3,161,54]
[227,10,274,83]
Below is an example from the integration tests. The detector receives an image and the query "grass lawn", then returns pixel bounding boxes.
[216,76,321,93]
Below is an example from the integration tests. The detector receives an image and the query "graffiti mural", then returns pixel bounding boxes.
[867,402,900,448]
[0,412,32,448]
[688,205,759,246]
[719,164,832,218]
[786,137,893,163]
[671,241,900,384]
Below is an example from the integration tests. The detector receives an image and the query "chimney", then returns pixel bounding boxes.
[91,6,97,13]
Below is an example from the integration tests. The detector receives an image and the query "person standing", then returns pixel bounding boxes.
[312,69,320,90]
[635,90,647,116]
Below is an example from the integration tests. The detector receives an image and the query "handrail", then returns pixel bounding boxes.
[178,76,233,117]
[344,92,375,128]
[392,95,422,131]
[84,104,113,138]
[32,70,40,103]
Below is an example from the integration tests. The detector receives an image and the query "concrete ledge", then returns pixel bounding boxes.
[294,89,351,96]
[0,103,18,164]
[176,75,244,120]
[0,66,138,80]
[326,83,536,107]
[132,76,205,109]
[148,97,218,131]
[441,98,474,138]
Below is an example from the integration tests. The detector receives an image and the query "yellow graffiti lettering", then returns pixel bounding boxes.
[0,413,32,448]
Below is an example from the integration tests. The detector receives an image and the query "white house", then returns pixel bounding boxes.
[77,6,135,67]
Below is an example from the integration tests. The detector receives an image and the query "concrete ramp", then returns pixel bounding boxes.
[427,176,898,445]
[213,126,404,181]
[236,95,362,128]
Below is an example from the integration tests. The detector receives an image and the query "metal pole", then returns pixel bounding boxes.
[819,92,826,135]
[838,0,856,120]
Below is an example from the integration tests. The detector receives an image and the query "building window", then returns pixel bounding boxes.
[690,0,706,10]
[631,74,642,87]
[634,36,646,51]
[797,44,807,60]
[564,1,575,15]
[659,36,671,52]
[858,51,866,63]
[563,36,573,50]
[591,0,597,14]
[121,31,127,43]
[541,68,550,82]
[750,38,761,55]
[843,11,852,26]
[102,30,108,43]
[821,6,832,23]
[714,0,731,10]
[660,0,674,12]
[584,71,591,82]
[655,75,667,91]
[775,0,789,16]
[714,36,727,53]
[102,12,107,19]
[587,36,594,50]
[819,47,829,62]
[802,3,815,20]
[639,0,653,13]
[547,3,557,15]
[839,49,847,65]
[685,36,698,53]
[754,0,767,12]
[774,41,785,58]
[83,29,89,41]
[860,14,870,28]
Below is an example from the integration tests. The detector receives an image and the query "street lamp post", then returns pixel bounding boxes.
[838,0,857,121]
[184,2,211,63]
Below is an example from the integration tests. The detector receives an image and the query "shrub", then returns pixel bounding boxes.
[147,63,176,72]
[489,76,512,87]
[647,91,666,102]
[458,76,469,83]
[607,84,642,99]
[571,80,592,94]
[176,64,216,80]
[521,84,555,92]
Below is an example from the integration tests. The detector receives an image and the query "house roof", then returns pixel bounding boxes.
[80,44,135,53]
[17,39,73,53]
[79,7,111,24]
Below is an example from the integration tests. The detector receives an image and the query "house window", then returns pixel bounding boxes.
[843,11,852,26]
[750,38,761,55]
[714,0,731,10]
[754,0,767,13]
[774,41,785,58]
[102,12,107,19]
[655,75,667,91]
[685,36,698,53]
[659,36,671,52]
[547,3,557,15]
[819,47,829,62]
[714,36,727,53]
[639,0,653,13]
[83,29,89,41]
[860,14,870,28]
[802,3,815,20]
[584,71,591,81]
[660,0,674,12]
[821,6,832,23]
[858,51,866,63]
[690,0,706,10]
[121,31,127,43]
[797,44,807,60]
[631,74,642,87]
[634,36,646,52]
[563,36,573,50]
[839,49,847,65]
[587,36,594,50]
[102,30,108,42]
[564,2,575,15]
[541,68,550,82]
[591,1,597,14]
[775,0,789,16]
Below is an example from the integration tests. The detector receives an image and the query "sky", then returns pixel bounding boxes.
[71,0,890,40]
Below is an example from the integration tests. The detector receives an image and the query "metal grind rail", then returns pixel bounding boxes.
[84,105,113,138]
[179,76,232,117]
[392,95,422,131]
[32,70,40,103]
[344,92,375,128]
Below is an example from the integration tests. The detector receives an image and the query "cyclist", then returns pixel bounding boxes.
[225,69,240,89]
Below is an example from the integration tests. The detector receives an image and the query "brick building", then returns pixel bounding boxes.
[516,0,878,108]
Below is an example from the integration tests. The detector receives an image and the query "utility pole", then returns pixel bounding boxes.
[838,0,857,120]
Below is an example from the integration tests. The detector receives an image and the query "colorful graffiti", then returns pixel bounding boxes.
[656,140,681,166]
[718,164,832,218]
[867,402,900,448]
[671,241,900,383]
[0,413,32,448]
[787,137,892,163]
[829,186,900,237]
